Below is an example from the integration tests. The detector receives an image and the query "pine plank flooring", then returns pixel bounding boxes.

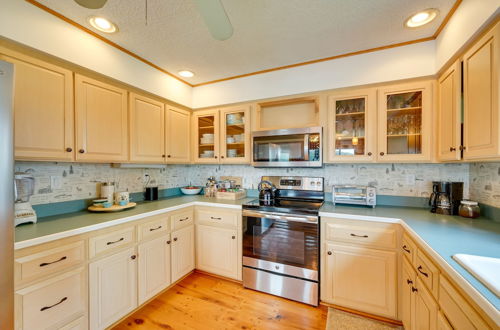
[113,272,328,330]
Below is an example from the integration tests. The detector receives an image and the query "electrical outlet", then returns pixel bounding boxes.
[50,176,63,189]
[406,175,415,185]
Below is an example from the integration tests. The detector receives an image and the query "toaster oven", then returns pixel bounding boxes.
[332,185,376,208]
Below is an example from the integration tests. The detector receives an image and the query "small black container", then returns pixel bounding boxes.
[144,186,158,201]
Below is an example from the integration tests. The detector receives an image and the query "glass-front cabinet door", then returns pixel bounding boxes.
[378,82,432,162]
[327,89,376,162]
[193,109,220,163]
[220,105,250,164]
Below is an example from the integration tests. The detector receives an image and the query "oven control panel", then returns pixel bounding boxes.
[262,176,324,191]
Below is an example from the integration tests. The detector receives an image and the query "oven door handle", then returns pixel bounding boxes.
[242,210,318,223]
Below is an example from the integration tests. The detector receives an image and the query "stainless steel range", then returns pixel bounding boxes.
[242,176,324,306]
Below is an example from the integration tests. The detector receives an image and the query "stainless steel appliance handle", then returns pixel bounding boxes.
[304,134,309,161]
[242,210,318,223]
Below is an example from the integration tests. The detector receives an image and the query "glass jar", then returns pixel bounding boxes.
[458,200,480,219]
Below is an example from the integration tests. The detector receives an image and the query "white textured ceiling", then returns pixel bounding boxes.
[35,0,456,84]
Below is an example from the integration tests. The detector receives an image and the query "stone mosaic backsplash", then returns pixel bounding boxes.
[469,163,500,208]
[16,162,471,206]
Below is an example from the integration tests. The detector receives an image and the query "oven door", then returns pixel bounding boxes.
[242,210,319,280]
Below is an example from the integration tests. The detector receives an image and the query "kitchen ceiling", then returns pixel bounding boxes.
[33,0,457,85]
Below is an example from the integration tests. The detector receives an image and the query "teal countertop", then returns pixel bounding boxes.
[15,197,500,322]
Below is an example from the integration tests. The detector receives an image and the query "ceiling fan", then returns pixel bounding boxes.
[74,0,233,40]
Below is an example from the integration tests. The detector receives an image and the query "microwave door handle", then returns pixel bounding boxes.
[304,134,309,161]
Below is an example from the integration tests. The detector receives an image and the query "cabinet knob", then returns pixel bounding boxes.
[327,251,332,255]
[379,152,385,156]
[162,154,166,158]
[406,279,413,285]
[166,240,171,244]
[221,155,225,159]
[367,152,372,156]
[168,155,171,158]
[232,235,235,239]
[173,237,178,242]
[450,147,456,152]
[66,147,73,152]
[79,149,85,154]
[411,287,418,293]
[215,156,218,159]
[459,145,466,151]
[131,255,137,260]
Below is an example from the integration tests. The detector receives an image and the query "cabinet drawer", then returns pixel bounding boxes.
[15,241,85,283]
[196,208,238,227]
[138,214,169,241]
[16,268,86,330]
[171,209,194,230]
[401,233,416,264]
[439,275,490,330]
[324,220,397,249]
[89,226,135,259]
[415,248,439,298]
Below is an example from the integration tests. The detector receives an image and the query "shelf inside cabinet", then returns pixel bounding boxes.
[386,106,422,113]
[336,136,365,140]
[336,111,365,117]
[387,133,421,137]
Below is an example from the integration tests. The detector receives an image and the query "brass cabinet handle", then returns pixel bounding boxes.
[411,287,418,293]
[78,149,85,154]
[350,233,368,238]
[40,297,68,311]
[402,245,411,253]
[379,152,385,156]
[40,256,67,267]
[106,237,124,245]
[149,225,162,232]
[417,265,429,277]
[173,237,178,242]
[210,216,222,220]
[327,251,332,255]
[179,217,189,221]
[66,147,73,152]
[450,147,456,152]
[407,279,413,285]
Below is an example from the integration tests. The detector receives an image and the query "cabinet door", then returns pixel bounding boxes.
[463,22,500,160]
[437,60,462,161]
[437,311,453,330]
[171,225,195,283]
[414,277,438,330]
[401,258,416,330]
[196,224,238,279]
[220,105,251,164]
[6,56,74,161]
[327,89,377,162]
[192,110,220,163]
[89,247,137,330]
[377,81,432,162]
[75,74,128,162]
[165,106,191,163]
[129,93,165,163]
[324,243,397,318]
[138,235,171,305]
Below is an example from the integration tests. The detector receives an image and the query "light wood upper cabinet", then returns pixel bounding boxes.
[75,74,128,162]
[192,109,220,163]
[129,93,165,163]
[166,106,191,163]
[437,60,462,161]
[463,22,500,160]
[377,81,433,162]
[220,105,251,164]
[327,89,377,162]
[171,225,195,283]
[5,56,74,161]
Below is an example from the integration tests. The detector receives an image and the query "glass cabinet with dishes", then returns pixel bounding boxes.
[327,89,377,162]
[377,82,432,162]
[193,110,220,164]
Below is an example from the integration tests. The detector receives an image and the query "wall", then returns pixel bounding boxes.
[0,0,192,107]
[469,163,500,208]
[17,162,470,206]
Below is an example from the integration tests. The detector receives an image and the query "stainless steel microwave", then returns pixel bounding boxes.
[252,127,322,167]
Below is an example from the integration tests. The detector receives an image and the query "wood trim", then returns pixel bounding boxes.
[433,0,463,38]
[320,302,404,326]
[24,0,193,87]
[194,269,242,284]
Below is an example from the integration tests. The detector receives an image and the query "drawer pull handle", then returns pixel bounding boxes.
[411,287,418,293]
[402,245,411,253]
[149,225,162,232]
[179,217,189,221]
[417,266,429,277]
[406,279,413,285]
[39,256,67,267]
[106,237,124,245]
[40,297,67,311]
[210,216,222,220]
[350,233,368,238]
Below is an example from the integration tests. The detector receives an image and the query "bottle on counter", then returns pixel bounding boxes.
[458,200,481,219]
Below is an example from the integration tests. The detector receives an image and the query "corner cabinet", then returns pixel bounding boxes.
[166,106,191,163]
[4,56,75,161]
[129,93,165,163]
[75,74,129,162]
[377,81,433,162]
[170,225,195,283]
[327,88,377,162]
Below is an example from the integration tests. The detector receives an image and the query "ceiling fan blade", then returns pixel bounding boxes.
[193,0,233,41]
[74,0,108,9]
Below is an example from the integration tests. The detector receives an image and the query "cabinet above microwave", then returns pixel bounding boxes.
[252,127,322,167]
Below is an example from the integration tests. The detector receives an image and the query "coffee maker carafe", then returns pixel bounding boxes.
[429,181,463,215]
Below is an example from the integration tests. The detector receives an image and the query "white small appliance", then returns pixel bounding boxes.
[14,172,37,226]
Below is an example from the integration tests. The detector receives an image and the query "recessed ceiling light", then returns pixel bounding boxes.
[178,70,195,78]
[405,9,439,28]
[88,16,117,33]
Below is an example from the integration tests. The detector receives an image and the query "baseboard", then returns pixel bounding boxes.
[194,269,243,284]
[320,302,403,326]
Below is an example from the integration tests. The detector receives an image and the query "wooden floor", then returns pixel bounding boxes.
[113,272,328,330]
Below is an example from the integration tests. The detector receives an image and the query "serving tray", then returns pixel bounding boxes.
[88,202,137,212]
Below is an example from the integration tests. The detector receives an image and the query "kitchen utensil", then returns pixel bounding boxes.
[100,181,115,203]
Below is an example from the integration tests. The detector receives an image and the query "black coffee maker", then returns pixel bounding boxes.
[429,181,463,215]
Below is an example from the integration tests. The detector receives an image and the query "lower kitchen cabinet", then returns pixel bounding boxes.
[196,224,238,279]
[401,258,416,330]
[89,247,137,330]
[138,235,171,305]
[171,225,195,283]
[414,277,438,330]
[323,242,397,319]
[437,311,453,330]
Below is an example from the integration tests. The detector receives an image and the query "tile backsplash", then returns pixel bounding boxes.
[469,163,500,208]
[16,162,471,206]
